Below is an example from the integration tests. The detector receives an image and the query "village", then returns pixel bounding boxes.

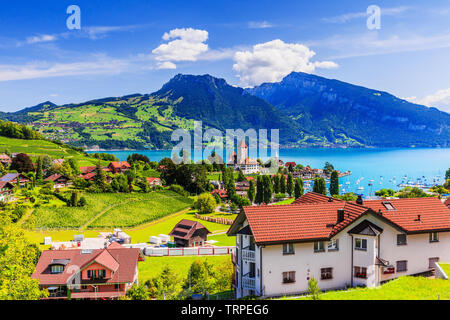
[1,138,450,301]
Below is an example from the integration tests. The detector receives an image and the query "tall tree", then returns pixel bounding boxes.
[36,157,43,184]
[294,178,304,199]
[255,175,263,204]
[237,169,245,182]
[329,171,339,196]
[225,167,236,197]
[280,174,286,194]
[287,173,294,197]
[273,175,280,194]
[248,179,255,203]
[263,175,273,204]
[313,177,327,195]
[94,161,106,188]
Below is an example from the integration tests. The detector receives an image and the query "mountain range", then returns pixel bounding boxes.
[1,72,448,149]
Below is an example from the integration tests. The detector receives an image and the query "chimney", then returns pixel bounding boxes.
[356,195,363,205]
[337,209,345,223]
[328,197,333,202]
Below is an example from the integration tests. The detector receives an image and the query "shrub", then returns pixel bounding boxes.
[169,184,190,197]
[194,193,216,214]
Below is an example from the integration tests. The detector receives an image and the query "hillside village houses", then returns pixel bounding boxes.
[228,192,450,298]
[32,242,144,300]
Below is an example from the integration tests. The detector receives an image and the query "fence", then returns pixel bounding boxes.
[195,213,234,225]
[143,246,235,257]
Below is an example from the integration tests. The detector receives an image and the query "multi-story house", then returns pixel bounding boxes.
[32,242,144,299]
[228,192,450,298]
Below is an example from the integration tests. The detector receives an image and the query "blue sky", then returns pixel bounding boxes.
[1,0,450,112]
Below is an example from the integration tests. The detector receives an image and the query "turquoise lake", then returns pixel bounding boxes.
[88,148,450,196]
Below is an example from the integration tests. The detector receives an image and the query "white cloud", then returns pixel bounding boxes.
[232,39,338,87]
[25,34,58,44]
[248,21,274,29]
[156,61,177,70]
[0,56,129,82]
[307,31,450,60]
[406,89,450,113]
[152,28,209,68]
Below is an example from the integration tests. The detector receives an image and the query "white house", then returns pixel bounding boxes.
[227,192,450,298]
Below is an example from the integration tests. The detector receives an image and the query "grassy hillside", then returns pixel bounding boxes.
[284,276,450,300]
[33,190,193,229]
[0,136,98,166]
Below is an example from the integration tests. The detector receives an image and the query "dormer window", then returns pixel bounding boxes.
[382,201,396,211]
[51,265,64,274]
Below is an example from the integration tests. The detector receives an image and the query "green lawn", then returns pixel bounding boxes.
[284,276,450,300]
[273,198,296,205]
[439,263,450,277]
[89,191,193,228]
[26,207,235,248]
[138,255,231,284]
[33,190,193,229]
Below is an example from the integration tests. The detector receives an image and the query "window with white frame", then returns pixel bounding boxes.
[328,239,339,251]
[314,241,325,252]
[429,232,439,243]
[51,265,64,274]
[355,238,367,251]
[283,243,295,255]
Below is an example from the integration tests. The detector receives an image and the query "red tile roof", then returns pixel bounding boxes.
[292,192,337,205]
[241,200,367,244]
[355,198,450,233]
[109,161,130,169]
[232,193,450,244]
[146,177,161,184]
[80,166,97,174]
[32,243,140,286]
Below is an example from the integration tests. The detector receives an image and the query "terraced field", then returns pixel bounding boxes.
[33,190,193,229]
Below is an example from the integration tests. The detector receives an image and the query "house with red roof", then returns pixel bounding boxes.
[169,219,211,247]
[228,192,450,298]
[146,177,162,187]
[108,161,131,174]
[44,174,72,188]
[32,242,144,300]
